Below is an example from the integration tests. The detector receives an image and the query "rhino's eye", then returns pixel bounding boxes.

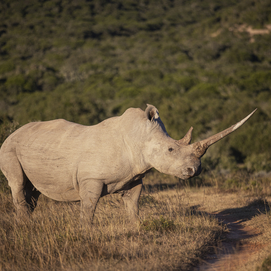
[168,147,174,152]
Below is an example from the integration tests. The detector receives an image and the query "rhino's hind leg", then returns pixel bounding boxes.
[0,156,31,219]
[25,179,41,212]
[121,179,143,222]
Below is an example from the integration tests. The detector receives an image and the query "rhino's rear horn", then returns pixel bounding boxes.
[178,127,193,145]
[192,109,257,158]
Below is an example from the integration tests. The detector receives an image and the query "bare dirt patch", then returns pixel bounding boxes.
[211,24,271,42]
[193,197,270,271]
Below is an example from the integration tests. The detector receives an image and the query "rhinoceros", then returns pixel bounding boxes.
[0,104,256,221]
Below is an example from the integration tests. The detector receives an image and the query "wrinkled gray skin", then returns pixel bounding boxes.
[0,104,256,222]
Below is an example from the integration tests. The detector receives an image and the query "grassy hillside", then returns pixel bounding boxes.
[0,0,271,171]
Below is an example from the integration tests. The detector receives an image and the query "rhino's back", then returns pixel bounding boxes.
[7,119,88,161]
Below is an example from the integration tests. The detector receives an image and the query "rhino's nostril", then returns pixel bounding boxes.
[187,167,195,176]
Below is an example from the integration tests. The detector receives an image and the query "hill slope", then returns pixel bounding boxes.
[0,0,271,171]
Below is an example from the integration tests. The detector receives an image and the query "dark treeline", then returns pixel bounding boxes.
[0,0,271,172]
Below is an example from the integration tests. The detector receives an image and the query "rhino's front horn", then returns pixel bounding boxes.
[192,109,257,158]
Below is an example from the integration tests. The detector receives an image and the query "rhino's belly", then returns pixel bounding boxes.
[28,174,80,202]
[30,176,79,201]
[19,155,80,201]
[38,186,80,202]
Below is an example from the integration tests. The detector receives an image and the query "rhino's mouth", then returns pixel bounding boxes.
[178,165,202,180]
[194,165,202,176]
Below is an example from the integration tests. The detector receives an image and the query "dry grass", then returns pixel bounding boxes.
[1,171,271,271]
[0,186,223,271]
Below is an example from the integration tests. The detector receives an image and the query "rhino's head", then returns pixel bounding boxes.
[144,104,256,180]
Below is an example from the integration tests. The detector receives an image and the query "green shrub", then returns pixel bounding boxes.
[0,61,15,74]
[188,83,220,99]
[0,121,20,147]
[0,121,20,193]
[238,71,271,94]
[257,255,271,271]
[224,178,240,189]
[5,75,26,93]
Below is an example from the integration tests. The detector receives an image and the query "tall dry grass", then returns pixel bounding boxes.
[0,185,224,271]
[1,168,271,271]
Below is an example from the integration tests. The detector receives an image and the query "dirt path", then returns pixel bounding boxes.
[158,188,270,270]
[194,213,261,270]
[193,203,266,271]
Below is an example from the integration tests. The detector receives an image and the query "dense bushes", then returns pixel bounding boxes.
[0,0,271,172]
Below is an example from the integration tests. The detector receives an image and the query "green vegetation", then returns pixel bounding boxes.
[0,0,271,172]
[258,251,271,271]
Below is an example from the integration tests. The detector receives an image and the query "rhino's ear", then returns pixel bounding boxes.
[145,104,159,121]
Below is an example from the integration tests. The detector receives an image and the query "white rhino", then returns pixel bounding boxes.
[0,104,256,221]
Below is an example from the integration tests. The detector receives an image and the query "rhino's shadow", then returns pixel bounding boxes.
[142,178,211,193]
[214,198,269,223]
[190,197,270,226]
[142,183,180,193]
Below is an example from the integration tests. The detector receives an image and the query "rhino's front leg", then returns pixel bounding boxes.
[121,179,142,222]
[79,179,103,223]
